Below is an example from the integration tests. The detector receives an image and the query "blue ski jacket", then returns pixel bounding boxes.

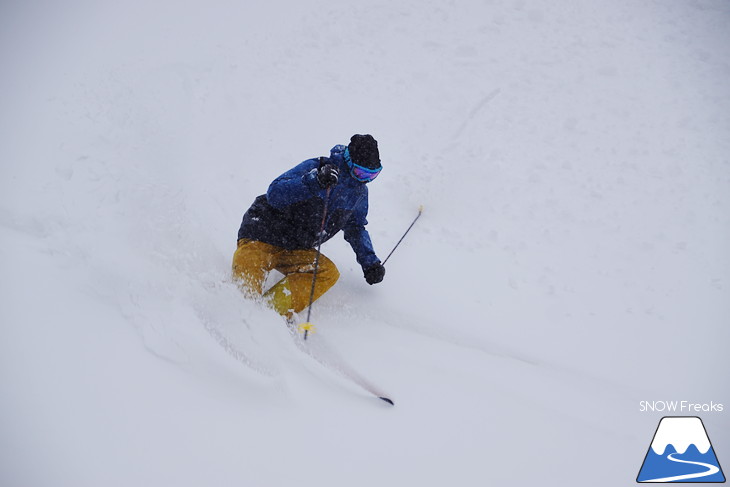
[237,145,380,269]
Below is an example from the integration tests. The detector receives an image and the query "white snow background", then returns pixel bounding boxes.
[1,0,729,486]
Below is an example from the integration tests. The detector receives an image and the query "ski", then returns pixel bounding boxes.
[289,323,395,406]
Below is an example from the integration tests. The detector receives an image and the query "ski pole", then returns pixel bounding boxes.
[382,206,423,266]
[301,187,332,340]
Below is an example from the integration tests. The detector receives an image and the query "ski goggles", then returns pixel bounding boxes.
[344,147,382,183]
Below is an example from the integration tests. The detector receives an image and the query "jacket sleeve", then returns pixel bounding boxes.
[343,191,380,269]
[266,159,324,209]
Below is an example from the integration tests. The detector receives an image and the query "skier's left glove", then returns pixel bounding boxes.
[363,263,385,285]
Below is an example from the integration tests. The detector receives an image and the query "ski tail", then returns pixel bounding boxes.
[290,325,394,406]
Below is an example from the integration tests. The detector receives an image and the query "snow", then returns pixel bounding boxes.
[651,417,711,455]
[1,0,729,486]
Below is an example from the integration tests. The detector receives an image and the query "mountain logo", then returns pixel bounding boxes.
[637,416,725,483]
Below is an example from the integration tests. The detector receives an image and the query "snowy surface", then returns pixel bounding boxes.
[651,417,711,455]
[1,0,729,486]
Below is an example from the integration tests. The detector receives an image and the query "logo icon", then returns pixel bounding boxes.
[637,416,725,483]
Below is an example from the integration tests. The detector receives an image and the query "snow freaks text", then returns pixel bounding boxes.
[639,401,724,413]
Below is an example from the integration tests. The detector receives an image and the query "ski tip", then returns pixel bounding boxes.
[379,396,395,406]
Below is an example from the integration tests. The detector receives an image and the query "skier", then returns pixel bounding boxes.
[232,134,386,322]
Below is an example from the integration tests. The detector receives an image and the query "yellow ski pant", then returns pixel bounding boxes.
[232,239,340,318]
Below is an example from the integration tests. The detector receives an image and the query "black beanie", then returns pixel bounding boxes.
[348,134,380,169]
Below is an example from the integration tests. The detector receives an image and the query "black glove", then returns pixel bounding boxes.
[363,263,385,285]
[317,162,339,189]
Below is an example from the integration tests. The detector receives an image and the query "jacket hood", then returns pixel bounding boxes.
[330,144,347,169]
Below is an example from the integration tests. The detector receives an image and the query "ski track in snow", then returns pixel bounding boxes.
[451,88,502,140]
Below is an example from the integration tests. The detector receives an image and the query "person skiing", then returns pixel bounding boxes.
[232,134,386,322]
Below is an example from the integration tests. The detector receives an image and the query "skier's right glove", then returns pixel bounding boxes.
[363,263,385,285]
[317,163,339,189]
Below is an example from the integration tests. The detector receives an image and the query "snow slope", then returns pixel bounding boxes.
[1,0,729,486]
